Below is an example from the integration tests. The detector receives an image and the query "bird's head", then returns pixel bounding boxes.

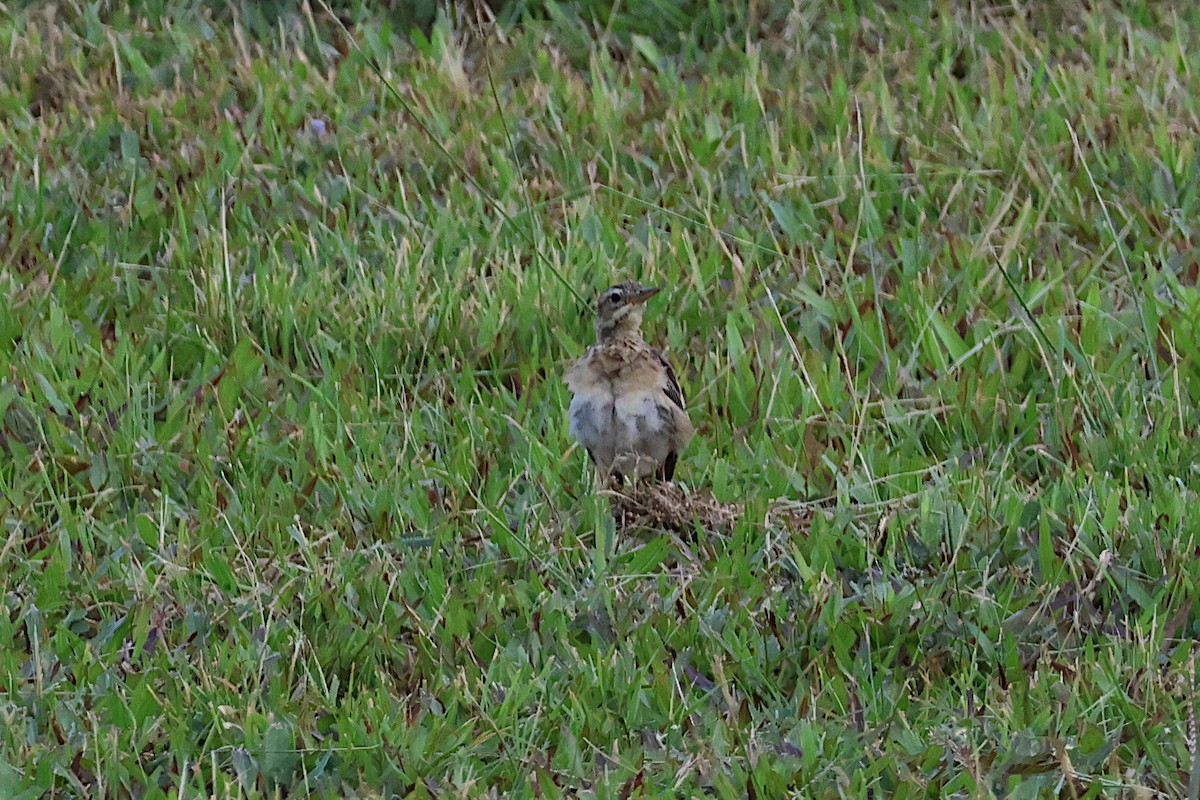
[595,281,661,339]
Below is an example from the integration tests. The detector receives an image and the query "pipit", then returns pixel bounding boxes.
[565,281,694,483]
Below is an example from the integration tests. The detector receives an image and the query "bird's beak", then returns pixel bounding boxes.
[630,286,661,305]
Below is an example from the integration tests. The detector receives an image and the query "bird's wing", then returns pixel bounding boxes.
[654,348,695,451]
[655,349,686,411]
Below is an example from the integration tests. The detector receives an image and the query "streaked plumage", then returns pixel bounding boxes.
[565,281,694,482]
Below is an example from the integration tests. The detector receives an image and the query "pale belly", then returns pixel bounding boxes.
[568,388,674,478]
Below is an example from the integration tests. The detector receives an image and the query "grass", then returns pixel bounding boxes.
[2,0,1199,796]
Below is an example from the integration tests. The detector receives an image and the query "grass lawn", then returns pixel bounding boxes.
[2,0,1199,796]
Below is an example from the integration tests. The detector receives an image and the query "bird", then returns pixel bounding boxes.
[564,281,695,484]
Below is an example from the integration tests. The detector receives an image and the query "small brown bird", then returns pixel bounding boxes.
[565,281,695,483]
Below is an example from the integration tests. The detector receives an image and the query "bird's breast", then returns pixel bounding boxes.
[568,390,614,458]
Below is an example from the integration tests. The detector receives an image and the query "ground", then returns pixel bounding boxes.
[1,1,1199,797]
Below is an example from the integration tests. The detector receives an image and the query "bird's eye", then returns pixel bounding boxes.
[608,290,624,303]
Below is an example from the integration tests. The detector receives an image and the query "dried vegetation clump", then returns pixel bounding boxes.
[609,482,812,538]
